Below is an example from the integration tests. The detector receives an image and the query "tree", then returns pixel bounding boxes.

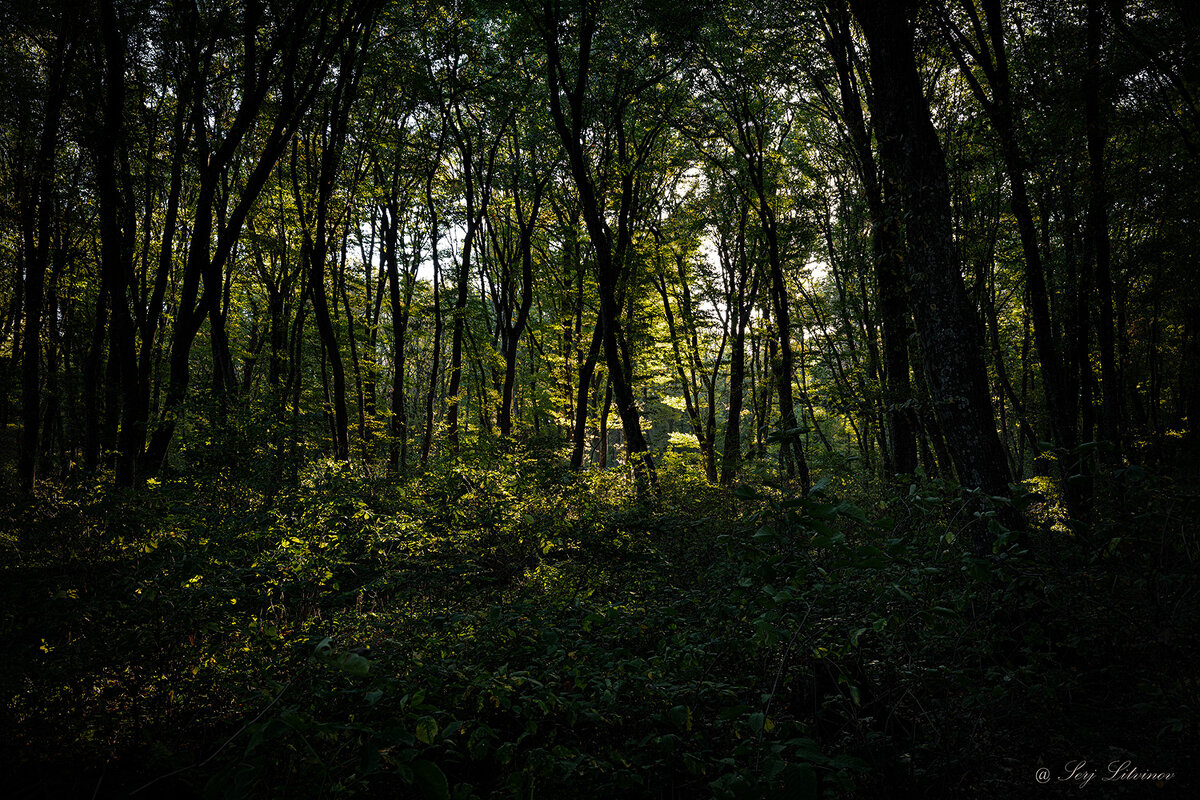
[13,3,75,492]
[814,1,918,477]
[538,0,677,490]
[145,0,376,471]
[849,0,1014,539]
[684,1,814,490]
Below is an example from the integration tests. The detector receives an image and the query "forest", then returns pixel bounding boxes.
[1,0,1197,796]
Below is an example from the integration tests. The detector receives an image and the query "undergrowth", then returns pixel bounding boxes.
[1,443,1196,798]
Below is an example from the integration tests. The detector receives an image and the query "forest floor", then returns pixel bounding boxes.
[1,445,1197,799]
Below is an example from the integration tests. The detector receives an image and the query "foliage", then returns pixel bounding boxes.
[3,446,1196,798]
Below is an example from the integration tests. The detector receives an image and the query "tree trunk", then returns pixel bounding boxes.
[18,24,70,493]
[823,4,917,476]
[1086,0,1122,459]
[542,1,657,490]
[571,321,603,469]
[851,0,1015,541]
[421,173,444,467]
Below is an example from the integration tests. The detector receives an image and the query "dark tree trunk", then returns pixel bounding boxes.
[598,374,613,468]
[421,175,444,468]
[936,0,1082,509]
[720,219,758,485]
[83,275,109,472]
[145,1,367,470]
[446,111,504,452]
[1086,0,1122,459]
[543,1,657,491]
[851,0,1015,540]
[382,198,418,474]
[308,240,349,460]
[497,174,545,437]
[18,24,70,493]
[96,0,144,486]
[762,216,810,492]
[823,3,917,476]
[571,321,603,469]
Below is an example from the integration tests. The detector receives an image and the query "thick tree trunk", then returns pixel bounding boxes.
[851,0,1015,540]
[874,192,918,475]
[824,4,917,476]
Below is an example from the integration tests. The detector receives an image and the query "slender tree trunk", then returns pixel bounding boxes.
[308,241,349,460]
[96,0,145,486]
[571,321,602,469]
[719,212,757,485]
[721,268,756,484]
[83,277,109,472]
[421,176,444,467]
[498,180,544,436]
[543,2,657,490]
[18,26,70,493]
[383,201,416,473]
[1086,0,1121,459]
[598,373,612,468]
[760,210,810,492]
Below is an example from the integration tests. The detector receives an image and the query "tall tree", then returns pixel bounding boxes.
[933,0,1083,511]
[538,0,671,489]
[816,2,918,476]
[16,7,74,492]
[849,0,1014,538]
[145,0,374,470]
[685,5,812,490]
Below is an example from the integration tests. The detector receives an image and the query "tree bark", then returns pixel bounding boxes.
[850,0,1014,539]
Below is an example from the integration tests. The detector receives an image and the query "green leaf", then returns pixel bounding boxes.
[339,652,370,677]
[410,759,450,800]
[415,716,439,745]
[752,525,777,541]
[835,502,870,524]
[780,763,819,800]
[667,704,690,730]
